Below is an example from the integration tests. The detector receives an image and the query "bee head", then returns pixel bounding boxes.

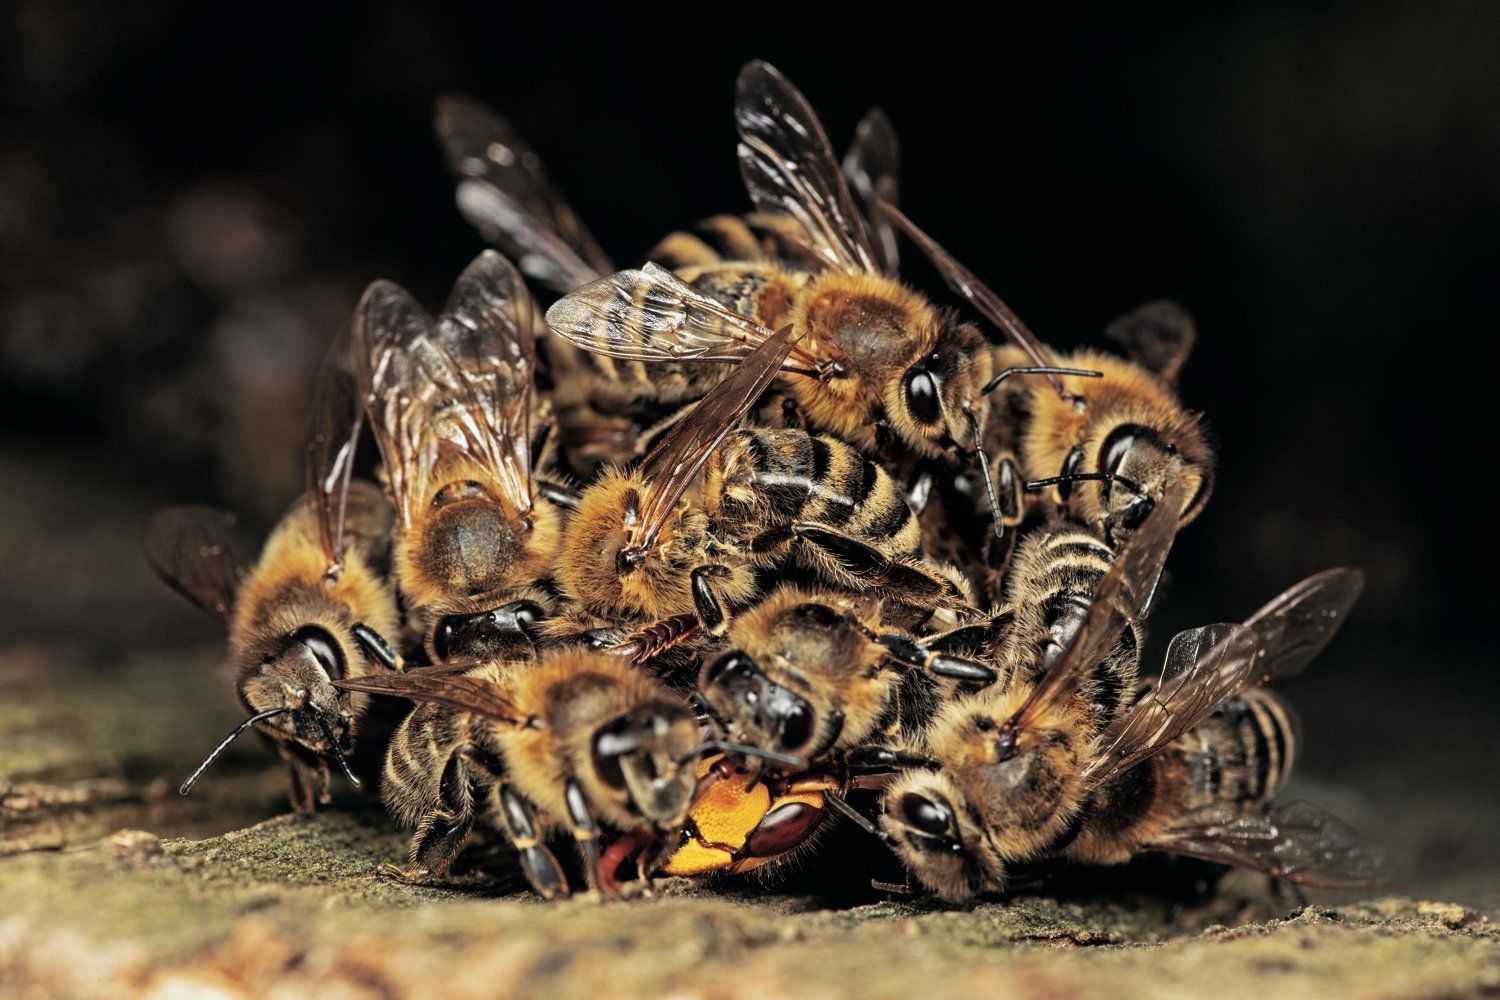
[590,699,700,830]
[888,320,992,461]
[429,599,545,663]
[239,625,352,748]
[1085,421,1213,545]
[698,650,821,765]
[879,770,1000,903]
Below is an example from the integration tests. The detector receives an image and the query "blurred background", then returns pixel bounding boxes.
[1,1,1494,902]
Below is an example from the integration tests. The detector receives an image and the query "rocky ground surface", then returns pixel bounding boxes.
[2,447,1498,998]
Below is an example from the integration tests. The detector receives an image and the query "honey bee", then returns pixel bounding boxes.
[877,200,1213,547]
[353,250,570,663]
[553,326,972,664]
[881,544,1369,902]
[144,332,402,811]
[695,586,995,773]
[334,648,701,898]
[546,62,1090,484]
[434,93,685,469]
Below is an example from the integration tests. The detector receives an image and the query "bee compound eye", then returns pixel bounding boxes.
[433,618,458,661]
[898,792,954,837]
[591,717,634,790]
[902,366,941,426]
[291,626,343,680]
[700,650,755,689]
[773,694,813,753]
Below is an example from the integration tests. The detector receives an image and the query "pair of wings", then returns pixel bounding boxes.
[333,661,526,728]
[353,250,538,529]
[437,64,890,383]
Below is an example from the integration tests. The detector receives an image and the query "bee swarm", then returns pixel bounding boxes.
[144,60,1380,906]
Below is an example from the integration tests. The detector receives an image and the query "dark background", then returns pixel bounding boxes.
[1,1,1494,898]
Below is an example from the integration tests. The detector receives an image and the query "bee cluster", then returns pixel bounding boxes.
[146,61,1381,903]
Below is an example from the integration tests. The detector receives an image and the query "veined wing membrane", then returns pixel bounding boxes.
[546,262,827,373]
[353,279,438,527]
[627,324,801,557]
[143,506,246,622]
[1151,801,1385,888]
[306,326,364,573]
[333,671,523,727]
[1084,567,1363,787]
[435,94,613,292]
[735,60,880,275]
[842,107,901,274]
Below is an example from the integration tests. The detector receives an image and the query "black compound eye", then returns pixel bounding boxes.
[902,367,941,426]
[433,617,460,662]
[774,694,813,752]
[591,717,634,790]
[292,626,343,680]
[899,792,953,836]
[700,650,756,689]
[1101,423,1148,478]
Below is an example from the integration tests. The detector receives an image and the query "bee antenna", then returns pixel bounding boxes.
[180,707,291,796]
[824,791,893,845]
[982,366,1101,396]
[966,411,1005,540]
[314,714,362,789]
[682,740,808,771]
[1024,471,1144,497]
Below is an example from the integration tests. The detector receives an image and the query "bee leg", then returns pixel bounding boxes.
[498,783,570,900]
[563,778,607,897]
[279,745,320,814]
[745,526,794,555]
[981,455,1025,586]
[352,623,402,672]
[603,613,700,664]
[790,523,968,608]
[875,633,997,687]
[690,565,732,637]
[381,751,474,884]
[1268,872,1310,910]
[845,745,938,775]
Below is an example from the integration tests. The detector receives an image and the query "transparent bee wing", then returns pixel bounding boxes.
[1102,299,1197,385]
[1084,567,1363,787]
[546,262,831,374]
[333,669,523,727]
[435,94,613,292]
[306,325,364,573]
[630,325,801,556]
[1241,567,1364,688]
[143,506,246,622]
[842,107,901,274]
[735,60,880,275]
[426,250,539,518]
[1151,801,1386,889]
[352,278,438,528]
[1081,623,1258,786]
